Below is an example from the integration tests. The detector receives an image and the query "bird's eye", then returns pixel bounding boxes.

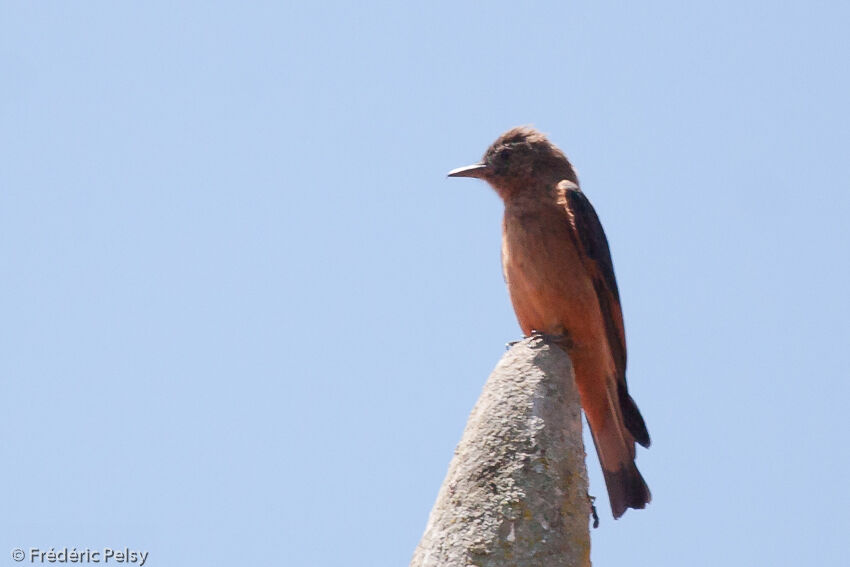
[497,149,510,163]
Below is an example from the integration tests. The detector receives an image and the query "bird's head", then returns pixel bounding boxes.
[448,126,577,198]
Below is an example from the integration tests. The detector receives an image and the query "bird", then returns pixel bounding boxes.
[447,126,651,519]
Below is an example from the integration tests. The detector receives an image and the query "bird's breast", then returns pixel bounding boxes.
[501,206,599,341]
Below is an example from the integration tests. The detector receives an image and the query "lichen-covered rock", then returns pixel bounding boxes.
[411,337,591,567]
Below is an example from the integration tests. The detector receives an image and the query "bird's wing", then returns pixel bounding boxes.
[558,180,626,377]
[558,180,650,447]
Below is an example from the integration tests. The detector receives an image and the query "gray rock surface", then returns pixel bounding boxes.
[411,337,591,567]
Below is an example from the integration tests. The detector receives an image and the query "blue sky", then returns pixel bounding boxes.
[2,2,848,565]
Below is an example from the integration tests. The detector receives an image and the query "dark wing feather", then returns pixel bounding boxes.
[560,181,650,447]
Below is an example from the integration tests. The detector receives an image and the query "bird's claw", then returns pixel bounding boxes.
[506,330,572,350]
[529,329,572,347]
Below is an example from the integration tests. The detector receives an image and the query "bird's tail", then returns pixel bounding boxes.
[599,451,651,519]
[587,390,651,518]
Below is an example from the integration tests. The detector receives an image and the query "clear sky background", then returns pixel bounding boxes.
[2,2,848,566]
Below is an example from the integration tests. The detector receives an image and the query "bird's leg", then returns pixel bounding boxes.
[528,329,574,349]
[507,329,574,350]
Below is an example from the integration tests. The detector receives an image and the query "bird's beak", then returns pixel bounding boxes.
[447,163,489,179]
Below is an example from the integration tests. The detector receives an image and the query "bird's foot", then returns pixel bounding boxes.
[507,330,573,349]
[528,329,573,348]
